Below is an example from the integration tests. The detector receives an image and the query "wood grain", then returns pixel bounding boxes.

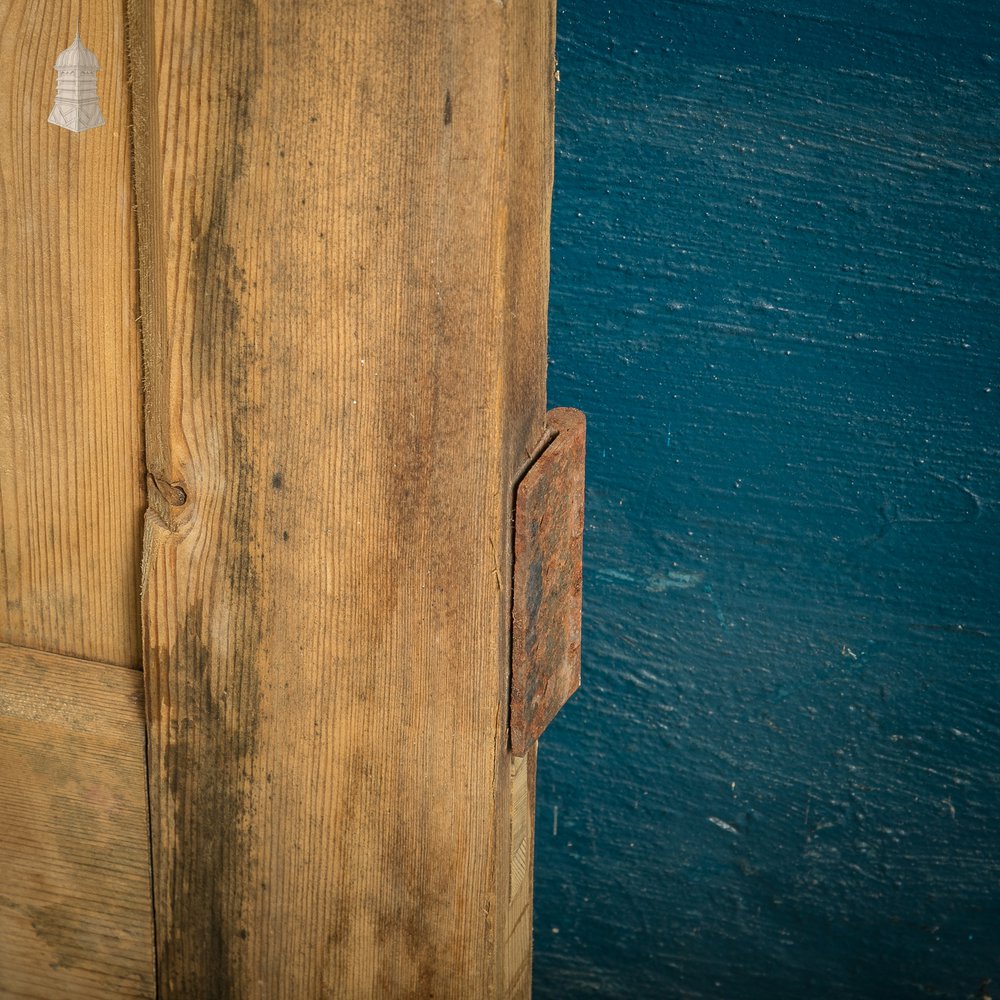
[128,0,555,995]
[0,0,145,666]
[0,643,154,999]
[505,748,537,998]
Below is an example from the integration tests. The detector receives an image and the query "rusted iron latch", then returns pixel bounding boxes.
[510,407,586,757]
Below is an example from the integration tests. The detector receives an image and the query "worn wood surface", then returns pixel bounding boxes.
[129,0,555,995]
[535,2,1000,998]
[0,643,154,999]
[0,0,144,666]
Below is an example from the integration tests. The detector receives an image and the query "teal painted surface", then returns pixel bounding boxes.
[536,2,1000,997]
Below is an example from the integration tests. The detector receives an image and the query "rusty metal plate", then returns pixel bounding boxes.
[510,407,586,756]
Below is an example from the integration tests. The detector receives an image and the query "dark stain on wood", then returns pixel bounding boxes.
[159,0,265,994]
[161,599,261,1000]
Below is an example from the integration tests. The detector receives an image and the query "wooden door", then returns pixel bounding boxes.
[1,1,558,996]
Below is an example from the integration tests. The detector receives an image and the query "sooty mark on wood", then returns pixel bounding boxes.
[162,598,262,1000]
[169,1,264,995]
[26,902,94,971]
[271,471,283,490]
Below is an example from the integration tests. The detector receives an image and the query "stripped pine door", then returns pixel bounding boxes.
[1,0,558,997]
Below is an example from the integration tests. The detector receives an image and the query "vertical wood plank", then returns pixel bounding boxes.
[497,2,556,992]
[0,0,144,666]
[129,0,555,995]
[506,747,538,997]
[0,644,154,999]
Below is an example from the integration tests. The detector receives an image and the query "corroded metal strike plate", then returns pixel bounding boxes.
[510,407,586,757]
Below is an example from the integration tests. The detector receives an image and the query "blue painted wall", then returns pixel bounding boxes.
[536,2,1000,997]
